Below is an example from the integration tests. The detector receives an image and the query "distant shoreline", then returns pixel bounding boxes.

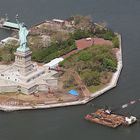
[0,34,122,112]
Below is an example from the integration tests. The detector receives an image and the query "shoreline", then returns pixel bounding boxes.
[0,34,122,112]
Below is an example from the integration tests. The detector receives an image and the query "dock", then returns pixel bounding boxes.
[2,21,19,30]
[0,18,19,30]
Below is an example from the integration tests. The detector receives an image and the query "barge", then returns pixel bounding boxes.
[85,109,137,128]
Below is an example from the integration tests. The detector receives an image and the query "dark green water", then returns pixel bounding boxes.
[0,0,140,139]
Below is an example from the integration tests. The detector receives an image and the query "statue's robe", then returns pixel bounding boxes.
[19,25,29,49]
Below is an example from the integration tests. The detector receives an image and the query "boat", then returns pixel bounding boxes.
[85,109,137,128]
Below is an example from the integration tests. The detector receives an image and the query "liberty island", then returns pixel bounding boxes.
[0,15,122,111]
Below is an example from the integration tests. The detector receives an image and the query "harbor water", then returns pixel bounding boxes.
[0,0,140,139]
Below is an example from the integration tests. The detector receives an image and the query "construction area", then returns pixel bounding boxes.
[0,66,90,108]
[0,90,78,107]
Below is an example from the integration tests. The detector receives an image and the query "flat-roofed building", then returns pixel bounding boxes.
[3,21,19,30]
[44,57,64,69]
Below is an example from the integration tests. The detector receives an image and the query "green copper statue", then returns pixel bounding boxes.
[16,15,30,52]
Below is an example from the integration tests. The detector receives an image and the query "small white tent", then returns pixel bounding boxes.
[44,57,64,69]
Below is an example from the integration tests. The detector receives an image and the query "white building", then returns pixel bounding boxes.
[44,57,64,69]
[52,19,65,25]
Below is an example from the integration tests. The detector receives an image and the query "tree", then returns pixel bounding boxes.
[70,29,91,40]
[73,15,94,31]
[112,36,119,48]
[79,51,92,61]
[83,71,100,86]
[1,53,12,63]
[95,28,115,40]
[103,58,117,72]
[52,31,69,44]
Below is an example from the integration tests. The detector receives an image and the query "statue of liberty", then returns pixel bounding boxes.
[16,14,30,52]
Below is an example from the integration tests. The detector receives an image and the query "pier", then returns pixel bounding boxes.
[0,18,19,30]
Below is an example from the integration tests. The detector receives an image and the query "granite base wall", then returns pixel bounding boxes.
[0,83,51,94]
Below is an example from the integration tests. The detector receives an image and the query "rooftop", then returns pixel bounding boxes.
[3,21,19,29]
[52,19,65,23]
[44,57,64,67]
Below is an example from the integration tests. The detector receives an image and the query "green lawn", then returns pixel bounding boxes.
[88,84,106,93]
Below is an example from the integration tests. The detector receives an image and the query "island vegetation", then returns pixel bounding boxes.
[60,44,117,92]
[0,15,120,93]
[0,15,119,64]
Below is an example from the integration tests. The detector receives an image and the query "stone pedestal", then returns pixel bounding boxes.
[14,50,34,76]
[0,20,58,95]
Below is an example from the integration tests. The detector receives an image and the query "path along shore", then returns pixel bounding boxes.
[0,34,122,112]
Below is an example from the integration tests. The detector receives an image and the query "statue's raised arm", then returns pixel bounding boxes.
[16,15,30,52]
